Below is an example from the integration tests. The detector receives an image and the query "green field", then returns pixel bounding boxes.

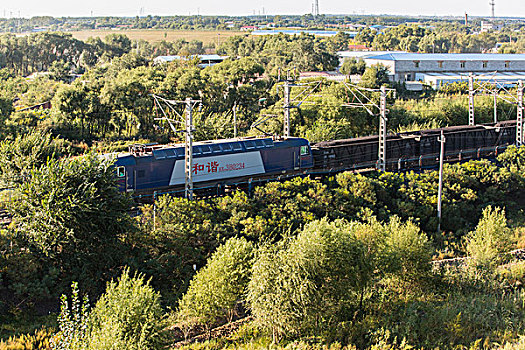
[69,29,245,44]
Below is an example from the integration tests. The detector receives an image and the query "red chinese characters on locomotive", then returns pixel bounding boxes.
[193,161,246,175]
[206,161,219,173]
[192,163,205,174]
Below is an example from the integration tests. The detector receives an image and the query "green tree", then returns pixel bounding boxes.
[248,218,373,339]
[465,206,513,271]
[340,57,366,75]
[49,59,71,82]
[52,282,90,350]
[360,64,390,89]
[53,84,90,138]
[0,95,13,123]
[8,154,134,295]
[178,237,255,334]
[0,129,66,188]
[86,269,163,350]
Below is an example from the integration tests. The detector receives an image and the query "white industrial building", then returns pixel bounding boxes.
[415,72,525,89]
[361,53,525,82]
[336,52,525,89]
[153,54,228,67]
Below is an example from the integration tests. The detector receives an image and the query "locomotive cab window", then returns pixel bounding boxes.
[221,143,233,152]
[300,146,309,156]
[116,166,126,178]
[245,141,256,149]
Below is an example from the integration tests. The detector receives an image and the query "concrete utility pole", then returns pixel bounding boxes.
[283,80,291,138]
[184,98,195,200]
[517,80,523,146]
[233,102,238,138]
[468,73,475,126]
[378,85,387,172]
[437,130,446,233]
[493,89,498,123]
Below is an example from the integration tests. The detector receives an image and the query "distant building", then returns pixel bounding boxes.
[347,44,370,51]
[360,53,525,83]
[153,54,229,67]
[337,51,406,68]
[251,29,357,38]
[416,72,525,90]
[240,26,258,31]
[481,21,503,32]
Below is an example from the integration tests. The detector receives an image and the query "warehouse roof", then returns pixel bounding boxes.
[366,53,525,61]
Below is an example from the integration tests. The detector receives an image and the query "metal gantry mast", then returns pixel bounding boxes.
[341,82,395,171]
[152,95,201,200]
[274,69,321,138]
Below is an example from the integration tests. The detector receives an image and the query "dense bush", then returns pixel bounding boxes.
[247,217,431,342]
[85,269,163,350]
[1,153,134,308]
[178,237,255,334]
[465,206,514,271]
[0,130,68,188]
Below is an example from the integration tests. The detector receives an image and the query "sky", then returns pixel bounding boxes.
[1,0,524,19]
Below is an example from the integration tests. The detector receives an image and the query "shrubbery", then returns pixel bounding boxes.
[178,237,255,335]
[247,217,432,342]
[53,269,163,350]
[466,206,513,271]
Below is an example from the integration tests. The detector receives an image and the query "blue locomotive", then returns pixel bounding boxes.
[112,137,314,193]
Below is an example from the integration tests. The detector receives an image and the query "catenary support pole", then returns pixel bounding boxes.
[517,80,523,147]
[378,85,387,172]
[233,102,237,138]
[283,80,291,138]
[437,130,446,233]
[184,98,194,200]
[493,89,498,123]
[468,73,475,126]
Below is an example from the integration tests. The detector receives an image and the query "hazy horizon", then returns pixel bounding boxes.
[1,0,524,20]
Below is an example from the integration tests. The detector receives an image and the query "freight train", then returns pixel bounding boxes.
[112,120,518,195]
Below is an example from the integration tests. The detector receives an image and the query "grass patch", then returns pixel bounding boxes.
[69,29,245,44]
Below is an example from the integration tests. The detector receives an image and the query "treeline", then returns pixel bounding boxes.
[0,32,132,76]
[355,23,525,53]
[217,32,346,73]
[0,130,524,348]
[0,32,343,143]
[0,14,498,33]
[1,33,518,147]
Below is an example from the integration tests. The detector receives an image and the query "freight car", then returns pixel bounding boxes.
[112,137,314,193]
[312,120,517,173]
